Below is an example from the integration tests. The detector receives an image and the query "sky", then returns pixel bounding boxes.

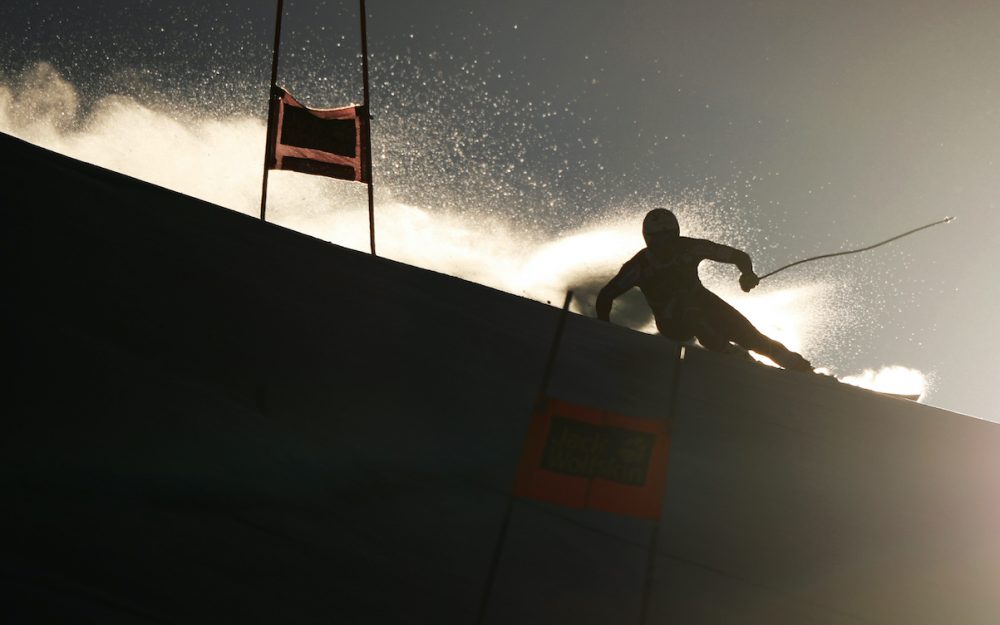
[2,0,998,419]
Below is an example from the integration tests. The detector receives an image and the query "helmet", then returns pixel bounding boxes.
[642,208,679,247]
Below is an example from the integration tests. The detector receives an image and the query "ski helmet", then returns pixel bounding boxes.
[642,208,679,246]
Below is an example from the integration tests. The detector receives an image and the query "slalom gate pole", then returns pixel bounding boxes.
[476,291,574,625]
[638,343,685,625]
[759,216,954,281]
[259,0,285,222]
[359,0,376,256]
[534,291,575,410]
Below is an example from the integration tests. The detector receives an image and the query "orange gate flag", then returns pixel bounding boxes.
[267,86,371,183]
[513,398,670,520]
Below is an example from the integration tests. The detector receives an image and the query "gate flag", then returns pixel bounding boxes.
[513,398,670,520]
[266,86,371,183]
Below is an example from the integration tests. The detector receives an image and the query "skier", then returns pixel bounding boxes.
[596,208,813,372]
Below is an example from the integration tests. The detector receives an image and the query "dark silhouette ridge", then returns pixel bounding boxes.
[3,132,999,624]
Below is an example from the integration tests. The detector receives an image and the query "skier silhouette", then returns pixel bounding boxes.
[596,208,812,372]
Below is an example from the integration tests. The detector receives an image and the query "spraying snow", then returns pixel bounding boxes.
[0,63,928,401]
[840,367,930,400]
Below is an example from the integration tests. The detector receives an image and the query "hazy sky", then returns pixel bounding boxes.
[3,0,998,418]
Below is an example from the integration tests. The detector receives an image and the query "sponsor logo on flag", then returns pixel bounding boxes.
[513,398,670,520]
[267,86,370,183]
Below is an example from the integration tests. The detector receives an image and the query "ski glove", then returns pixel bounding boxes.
[739,271,760,292]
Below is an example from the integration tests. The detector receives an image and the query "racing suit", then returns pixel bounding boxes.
[596,237,811,372]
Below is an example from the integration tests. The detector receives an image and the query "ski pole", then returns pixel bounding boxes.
[759,216,955,281]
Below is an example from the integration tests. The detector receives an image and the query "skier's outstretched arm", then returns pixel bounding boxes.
[596,261,640,321]
[697,240,760,292]
[596,284,616,321]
